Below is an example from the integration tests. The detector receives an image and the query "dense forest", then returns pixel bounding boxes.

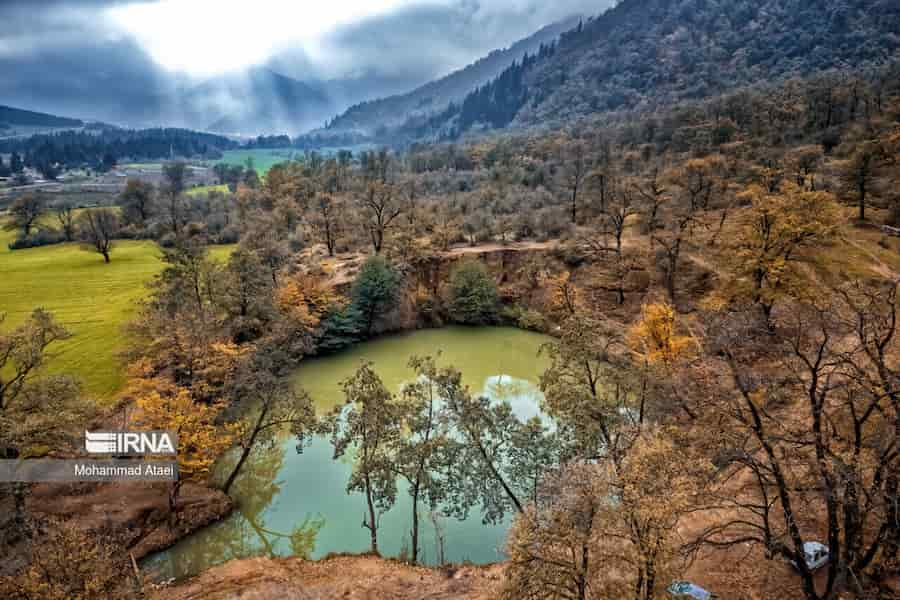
[0,128,237,174]
[320,18,578,136]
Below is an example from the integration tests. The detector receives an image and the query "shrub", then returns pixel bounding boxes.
[447,259,499,324]
[317,304,363,353]
[351,255,400,336]
[8,229,66,250]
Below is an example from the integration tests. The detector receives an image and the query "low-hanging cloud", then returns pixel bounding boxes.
[0,0,610,128]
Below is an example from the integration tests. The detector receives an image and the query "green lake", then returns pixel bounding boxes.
[146,326,552,580]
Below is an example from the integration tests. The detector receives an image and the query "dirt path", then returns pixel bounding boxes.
[442,240,559,257]
[313,240,561,289]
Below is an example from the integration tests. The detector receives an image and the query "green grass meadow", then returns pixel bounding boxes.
[0,225,232,401]
[186,184,229,196]
[214,149,298,175]
[213,145,376,176]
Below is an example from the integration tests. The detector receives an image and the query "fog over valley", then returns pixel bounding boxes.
[0,0,602,134]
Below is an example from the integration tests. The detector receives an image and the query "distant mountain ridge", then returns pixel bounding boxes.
[318,16,581,137]
[0,105,83,128]
[332,0,900,145]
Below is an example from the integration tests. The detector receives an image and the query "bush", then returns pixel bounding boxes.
[317,304,363,353]
[8,229,66,250]
[157,232,177,248]
[447,259,499,325]
[351,255,400,336]
[501,304,548,332]
[215,225,240,245]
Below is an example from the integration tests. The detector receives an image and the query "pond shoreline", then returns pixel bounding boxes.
[145,325,554,582]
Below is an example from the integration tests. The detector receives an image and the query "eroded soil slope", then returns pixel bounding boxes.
[153,555,503,600]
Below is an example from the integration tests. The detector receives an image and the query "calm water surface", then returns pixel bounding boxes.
[147,326,551,580]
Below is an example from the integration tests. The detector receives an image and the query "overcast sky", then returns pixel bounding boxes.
[0,0,608,124]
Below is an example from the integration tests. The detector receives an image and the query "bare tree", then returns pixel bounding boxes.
[162,161,188,235]
[837,140,884,222]
[315,193,341,256]
[652,211,696,302]
[698,290,900,599]
[120,178,156,227]
[634,168,668,246]
[78,209,119,263]
[53,201,76,242]
[5,195,44,237]
[358,181,402,254]
[562,140,589,223]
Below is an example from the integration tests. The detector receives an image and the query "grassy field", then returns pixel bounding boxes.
[0,226,232,401]
[213,149,298,175]
[186,184,229,196]
[119,162,163,170]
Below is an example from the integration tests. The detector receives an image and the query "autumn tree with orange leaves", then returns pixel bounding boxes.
[718,182,839,326]
[629,302,696,420]
[133,382,239,521]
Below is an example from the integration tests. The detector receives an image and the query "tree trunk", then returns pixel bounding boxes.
[168,480,183,526]
[12,481,28,536]
[577,542,589,600]
[666,253,677,301]
[858,183,866,221]
[475,437,524,514]
[364,472,379,554]
[571,186,578,223]
[222,403,268,494]
[411,484,420,564]
[644,562,655,600]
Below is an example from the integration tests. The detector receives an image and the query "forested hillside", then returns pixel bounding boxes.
[0,128,238,172]
[308,17,579,139]
[0,105,83,129]
[390,0,900,142]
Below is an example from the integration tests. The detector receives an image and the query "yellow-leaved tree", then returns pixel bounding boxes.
[629,302,696,419]
[719,182,838,325]
[0,520,132,599]
[134,387,239,523]
[276,272,337,327]
[629,302,693,369]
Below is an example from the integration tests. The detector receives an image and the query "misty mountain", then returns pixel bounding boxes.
[357,0,900,144]
[314,16,581,138]
[182,67,331,136]
[207,17,581,138]
[0,12,584,138]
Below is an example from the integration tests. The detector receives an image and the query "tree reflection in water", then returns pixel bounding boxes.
[145,442,325,580]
